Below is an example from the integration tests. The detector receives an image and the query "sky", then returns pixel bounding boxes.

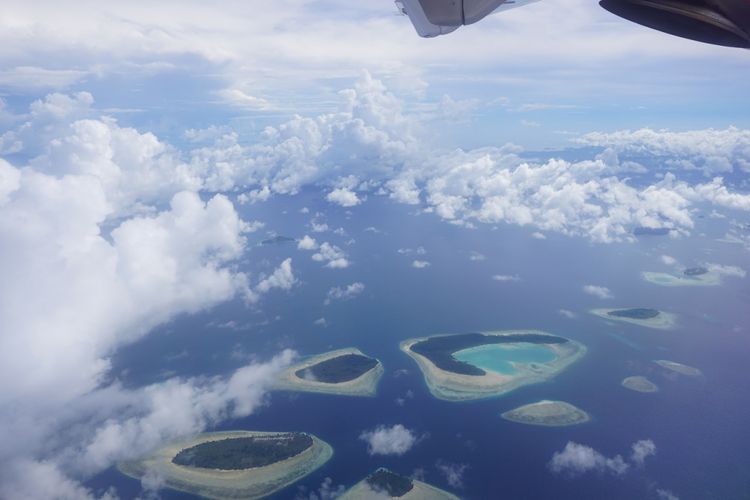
[0,1,749,499]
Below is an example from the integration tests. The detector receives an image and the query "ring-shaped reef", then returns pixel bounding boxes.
[401,331,586,402]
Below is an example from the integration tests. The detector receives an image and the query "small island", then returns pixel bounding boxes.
[591,308,676,329]
[622,376,659,393]
[340,468,459,500]
[274,348,384,397]
[261,235,295,245]
[118,431,333,500]
[654,359,702,377]
[501,400,590,426]
[401,331,586,402]
[642,270,720,287]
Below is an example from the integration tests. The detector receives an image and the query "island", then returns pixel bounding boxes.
[118,431,333,500]
[591,308,676,329]
[501,400,590,426]
[642,269,720,287]
[339,468,459,500]
[261,235,295,245]
[622,376,659,393]
[400,331,586,402]
[654,359,702,376]
[274,348,384,397]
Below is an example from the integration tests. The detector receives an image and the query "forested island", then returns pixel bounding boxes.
[366,469,414,497]
[684,267,709,276]
[608,308,660,320]
[117,431,333,500]
[172,433,312,470]
[275,348,384,396]
[410,332,568,376]
[295,354,378,383]
[340,468,459,499]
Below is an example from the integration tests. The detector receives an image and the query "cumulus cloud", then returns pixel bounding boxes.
[435,461,469,489]
[549,439,657,477]
[295,477,346,500]
[559,309,577,319]
[326,187,361,207]
[630,439,657,466]
[583,285,613,299]
[297,235,318,250]
[412,260,430,269]
[577,127,750,175]
[359,424,418,456]
[549,442,630,476]
[251,258,296,299]
[0,102,300,497]
[325,282,365,305]
[312,242,350,269]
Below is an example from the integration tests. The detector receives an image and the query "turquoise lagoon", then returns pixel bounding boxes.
[453,343,557,375]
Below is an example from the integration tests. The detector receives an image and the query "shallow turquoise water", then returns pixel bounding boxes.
[453,343,557,374]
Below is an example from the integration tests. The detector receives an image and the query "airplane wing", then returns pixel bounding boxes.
[398,0,750,48]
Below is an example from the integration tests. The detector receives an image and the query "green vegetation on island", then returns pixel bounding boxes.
[295,354,378,383]
[607,308,660,320]
[684,267,709,277]
[366,469,414,497]
[410,333,568,376]
[118,431,333,500]
[172,433,312,470]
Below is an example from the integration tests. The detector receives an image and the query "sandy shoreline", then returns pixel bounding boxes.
[654,359,702,376]
[400,330,586,402]
[274,347,384,397]
[118,431,332,500]
[622,376,659,393]
[591,308,676,330]
[501,400,590,426]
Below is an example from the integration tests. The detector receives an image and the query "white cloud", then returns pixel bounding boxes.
[252,258,296,297]
[435,461,469,489]
[412,260,430,269]
[531,231,546,239]
[215,88,270,110]
[559,309,577,319]
[326,187,361,207]
[577,127,750,175]
[469,251,485,261]
[656,489,681,500]
[630,439,657,466]
[660,255,677,266]
[549,442,629,476]
[312,242,350,269]
[549,439,657,477]
[707,263,746,278]
[359,424,418,456]
[297,235,318,251]
[493,274,520,282]
[314,318,328,327]
[325,282,365,305]
[583,285,613,299]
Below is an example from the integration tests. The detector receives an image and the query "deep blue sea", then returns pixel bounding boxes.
[89,190,750,500]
